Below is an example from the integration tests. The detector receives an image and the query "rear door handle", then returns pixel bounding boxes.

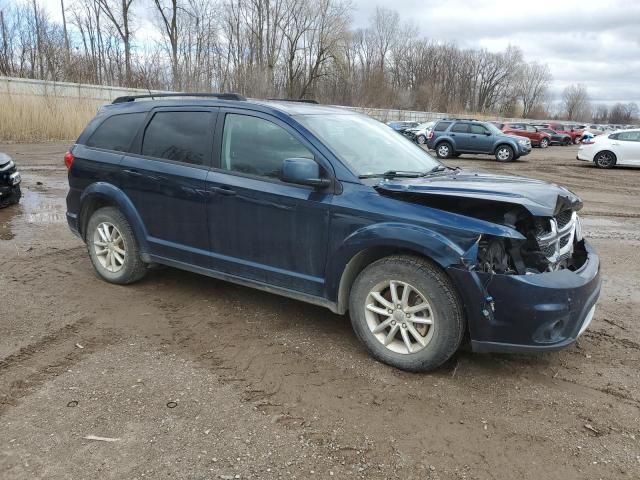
[210,186,236,196]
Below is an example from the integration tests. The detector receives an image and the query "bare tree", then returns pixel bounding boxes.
[562,83,591,120]
[96,0,135,86]
[517,62,551,117]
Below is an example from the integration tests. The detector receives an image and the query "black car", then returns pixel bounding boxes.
[0,153,21,208]
[65,94,601,372]
[537,128,572,146]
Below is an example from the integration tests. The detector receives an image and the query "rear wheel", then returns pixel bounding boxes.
[539,138,549,149]
[86,207,147,284]
[349,255,464,372]
[594,151,616,169]
[436,142,452,159]
[416,134,427,145]
[563,138,571,146]
[573,136,581,144]
[495,145,515,162]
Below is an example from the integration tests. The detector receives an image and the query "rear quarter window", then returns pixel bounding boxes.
[86,113,146,152]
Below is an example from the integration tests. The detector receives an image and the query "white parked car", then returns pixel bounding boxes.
[405,121,435,144]
[577,129,640,168]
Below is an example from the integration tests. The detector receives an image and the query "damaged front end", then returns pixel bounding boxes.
[375,174,601,352]
[476,206,587,275]
[452,202,600,353]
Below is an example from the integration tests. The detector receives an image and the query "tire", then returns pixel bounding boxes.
[436,142,452,159]
[563,138,571,146]
[349,255,464,372]
[416,135,427,145]
[539,138,549,149]
[495,144,515,162]
[86,206,147,284]
[594,151,616,169]
[0,185,21,208]
[573,136,580,145]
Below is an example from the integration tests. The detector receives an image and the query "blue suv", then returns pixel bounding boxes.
[66,94,600,371]
[427,119,532,162]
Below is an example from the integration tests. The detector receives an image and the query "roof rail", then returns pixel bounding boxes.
[111,92,246,104]
[267,98,319,104]
[440,118,479,122]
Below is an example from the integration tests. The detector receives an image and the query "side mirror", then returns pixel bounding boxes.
[280,158,331,189]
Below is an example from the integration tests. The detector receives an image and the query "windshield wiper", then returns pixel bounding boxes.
[358,170,427,179]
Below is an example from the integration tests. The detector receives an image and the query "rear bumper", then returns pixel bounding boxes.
[448,240,601,353]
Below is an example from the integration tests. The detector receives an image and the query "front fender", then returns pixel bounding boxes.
[325,222,479,309]
[79,182,149,254]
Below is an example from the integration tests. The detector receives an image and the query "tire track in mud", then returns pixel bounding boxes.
[0,316,119,415]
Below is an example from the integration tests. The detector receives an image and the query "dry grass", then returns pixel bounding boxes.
[0,94,104,142]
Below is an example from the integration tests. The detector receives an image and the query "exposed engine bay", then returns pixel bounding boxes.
[376,187,587,275]
[471,197,587,274]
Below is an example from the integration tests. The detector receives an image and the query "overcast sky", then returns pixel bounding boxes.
[40,0,640,105]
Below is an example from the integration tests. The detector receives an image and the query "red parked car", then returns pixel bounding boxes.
[532,123,583,144]
[497,122,552,148]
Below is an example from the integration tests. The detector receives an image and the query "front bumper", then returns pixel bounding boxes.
[517,143,532,156]
[448,240,601,353]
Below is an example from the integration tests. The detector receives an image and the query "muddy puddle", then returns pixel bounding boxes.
[0,171,67,241]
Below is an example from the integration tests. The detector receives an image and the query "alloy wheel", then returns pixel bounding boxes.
[497,147,511,161]
[437,144,450,157]
[595,152,614,168]
[93,222,126,273]
[364,280,435,355]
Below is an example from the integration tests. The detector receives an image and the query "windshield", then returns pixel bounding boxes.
[296,114,440,176]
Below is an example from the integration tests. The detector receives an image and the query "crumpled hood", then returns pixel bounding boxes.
[375,170,582,217]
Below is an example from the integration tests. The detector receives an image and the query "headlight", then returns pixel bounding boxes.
[517,138,528,145]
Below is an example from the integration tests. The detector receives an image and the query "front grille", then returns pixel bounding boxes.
[535,210,577,269]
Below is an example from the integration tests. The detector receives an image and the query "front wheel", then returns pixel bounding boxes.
[86,207,147,284]
[573,136,581,144]
[495,145,515,162]
[349,255,464,372]
[0,185,21,208]
[540,138,549,149]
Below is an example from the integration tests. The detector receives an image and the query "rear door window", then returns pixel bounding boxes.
[434,121,452,131]
[87,113,146,152]
[142,111,212,166]
[450,123,469,133]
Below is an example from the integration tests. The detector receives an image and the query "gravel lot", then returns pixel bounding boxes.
[1,142,639,480]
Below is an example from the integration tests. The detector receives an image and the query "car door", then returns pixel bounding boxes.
[449,122,471,150]
[205,109,333,296]
[119,107,216,266]
[614,131,640,165]
[469,123,493,153]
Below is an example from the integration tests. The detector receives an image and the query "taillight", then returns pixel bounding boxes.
[427,131,434,140]
[582,140,595,145]
[64,151,75,169]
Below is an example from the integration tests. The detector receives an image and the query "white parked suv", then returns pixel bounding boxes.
[577,129,640,168]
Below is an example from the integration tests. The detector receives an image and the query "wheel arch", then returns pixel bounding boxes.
[79,183,150,256]
[594,149,617,166]
[329,225,471,315]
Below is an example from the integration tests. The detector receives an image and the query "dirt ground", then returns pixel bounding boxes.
[0,141,639,480]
